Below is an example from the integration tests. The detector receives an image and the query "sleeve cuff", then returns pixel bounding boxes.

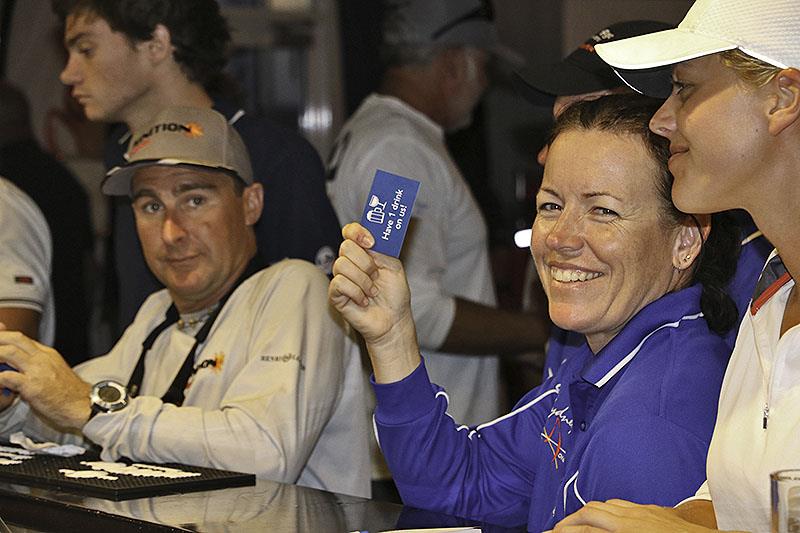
[372,357,438,426]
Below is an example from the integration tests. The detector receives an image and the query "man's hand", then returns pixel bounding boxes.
[548,499,732,533]
[329,222,421,383]
[0,328,91,431]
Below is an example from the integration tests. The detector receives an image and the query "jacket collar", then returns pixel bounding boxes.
[750,250,791,316]
[580,284,704,387]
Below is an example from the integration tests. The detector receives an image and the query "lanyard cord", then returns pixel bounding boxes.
[126,254,266,405]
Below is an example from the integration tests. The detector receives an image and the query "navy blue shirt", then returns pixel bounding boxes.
[373,284,729,532]
[104,100,342,335]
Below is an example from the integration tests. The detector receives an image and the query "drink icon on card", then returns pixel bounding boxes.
[366,195,387,224]
[360,169,420,258]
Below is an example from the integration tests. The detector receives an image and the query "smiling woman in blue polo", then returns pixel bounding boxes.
[328,94,739,532]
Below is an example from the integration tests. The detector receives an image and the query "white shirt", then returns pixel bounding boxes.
[327,93,501,425]
[1,260,371,498]
[0,177,54,345]
[689,251,797,531]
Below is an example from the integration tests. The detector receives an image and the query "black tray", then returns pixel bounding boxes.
[0,447,255,500]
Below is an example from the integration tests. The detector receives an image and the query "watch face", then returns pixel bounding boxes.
[98,386,122,403]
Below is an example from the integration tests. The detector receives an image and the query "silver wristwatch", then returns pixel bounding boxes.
[90,380,129,416]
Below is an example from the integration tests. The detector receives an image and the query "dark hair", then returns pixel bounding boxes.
[51,0,230,94]
[550,94,739,335]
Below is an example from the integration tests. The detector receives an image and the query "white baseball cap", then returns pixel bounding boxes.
[595,0,800,95]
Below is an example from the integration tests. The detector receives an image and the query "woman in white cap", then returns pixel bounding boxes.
[550,0,800,532]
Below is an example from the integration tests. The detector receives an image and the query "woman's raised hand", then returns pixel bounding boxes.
[329,223,421,383]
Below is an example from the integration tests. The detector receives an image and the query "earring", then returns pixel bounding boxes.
[684,254,692,262]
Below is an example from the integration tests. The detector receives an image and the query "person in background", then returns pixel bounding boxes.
[0,177,53,345]
[327,0,548,428]
[549,0,800,531]
[51,0,343,339]
[514,19,673,158]
[0,107,369,498]
[0,81,93,364]
[330,94,739,531]
[514,19,772,379]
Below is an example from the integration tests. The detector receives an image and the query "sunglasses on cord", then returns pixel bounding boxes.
[430,0,494,40]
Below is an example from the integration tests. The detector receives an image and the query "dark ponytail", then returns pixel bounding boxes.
[692,212,740,334]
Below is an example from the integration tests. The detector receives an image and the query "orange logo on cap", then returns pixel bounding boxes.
[184,122,204,138]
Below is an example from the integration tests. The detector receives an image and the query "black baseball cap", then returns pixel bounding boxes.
[514,20,673,105]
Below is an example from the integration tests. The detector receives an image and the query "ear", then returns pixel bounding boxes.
[438,48,467,85]
[143,24,174,64]
[767,68,800,136]
[672,214,710,270]
[242,182,264,226]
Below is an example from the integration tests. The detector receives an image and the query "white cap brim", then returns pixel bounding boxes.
[595,27,737,70]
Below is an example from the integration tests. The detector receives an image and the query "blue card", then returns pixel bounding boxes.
[359,169,420,258]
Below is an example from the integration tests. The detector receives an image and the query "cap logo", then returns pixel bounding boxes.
[591,28,614,43]
[130,122,206,155]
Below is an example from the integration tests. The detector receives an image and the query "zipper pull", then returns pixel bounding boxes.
[763,404,770,429]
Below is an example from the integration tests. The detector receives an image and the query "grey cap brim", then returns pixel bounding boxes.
[103,159,243,196]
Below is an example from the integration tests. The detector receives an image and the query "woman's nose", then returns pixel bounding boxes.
[650,97,678,139]
[544,213,584,253]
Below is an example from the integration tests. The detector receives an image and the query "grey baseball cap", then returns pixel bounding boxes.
[382,0,522,64]
[103,106,253,196]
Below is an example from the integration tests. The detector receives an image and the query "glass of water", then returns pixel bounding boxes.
[772,470,800,533]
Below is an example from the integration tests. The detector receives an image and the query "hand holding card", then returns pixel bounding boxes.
[329,170,423,383]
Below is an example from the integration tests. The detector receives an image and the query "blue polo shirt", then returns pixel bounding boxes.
[373,283,729,532]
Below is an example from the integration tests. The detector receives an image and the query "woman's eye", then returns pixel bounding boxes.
[537,202,561,213]
[188,196,206,207]
[593,207,618,217]
[671,80,692,98]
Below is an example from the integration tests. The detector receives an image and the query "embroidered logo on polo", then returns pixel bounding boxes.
[261,353,305,370]
[128,121,205,156]
[185,352,225,390]
[542,403,573,470]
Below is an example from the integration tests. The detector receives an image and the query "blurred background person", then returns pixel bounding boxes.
[0,80,92,362]
[327,0,548,431]
[0,177,53,345]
